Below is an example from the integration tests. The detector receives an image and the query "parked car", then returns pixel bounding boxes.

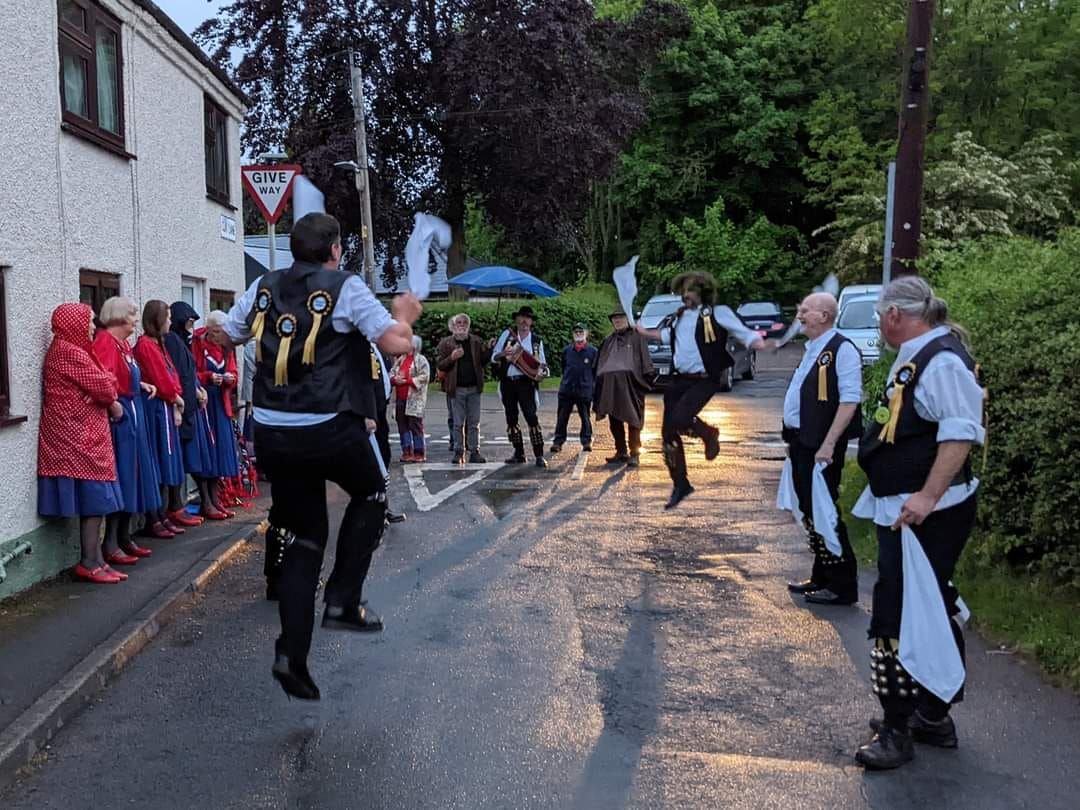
[836,294,884,366]
[838,284,882,312]
[638,294,756,392]
[736,301,788,340]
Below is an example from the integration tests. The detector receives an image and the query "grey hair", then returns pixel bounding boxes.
[879,276,969,347]
[448,312,471,330]
[411,334,423,352]
[205,310,228,328]
[100,296,138,327]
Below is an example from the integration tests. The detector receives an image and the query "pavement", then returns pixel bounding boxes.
[2,346,1080,809]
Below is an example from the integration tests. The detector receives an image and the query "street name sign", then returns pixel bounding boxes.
[241,164,302,224]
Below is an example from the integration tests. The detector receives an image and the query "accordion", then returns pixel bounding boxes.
[506,336,547,381]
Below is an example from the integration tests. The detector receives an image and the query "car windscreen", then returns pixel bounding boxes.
[838,300,879,329]
[737,302,780,318]
[641,299,682,320]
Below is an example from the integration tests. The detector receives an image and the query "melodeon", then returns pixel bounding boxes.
[506,336,547,381]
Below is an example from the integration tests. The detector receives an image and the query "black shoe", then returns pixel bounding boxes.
[506,454,527,464]
[550,443,562,454]
[535,456,548,469]
[701,424,720,461]
[266,578,280,602]
[606,453,630,465]
[271,654,320,701]
[855,725,914,770]
[453,452,464,465]
[469,451,487,464]
[870,713,958,749]
[626,455,640,468]
[386,510,406,524]
[804,588,857,606]
[665,483,695,510]
[322,604,384,633]
[787,579,823,595]
[582,444,592,452]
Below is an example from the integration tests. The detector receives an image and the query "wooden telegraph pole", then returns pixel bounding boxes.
[890,0,934,279]
[349,50,377,289]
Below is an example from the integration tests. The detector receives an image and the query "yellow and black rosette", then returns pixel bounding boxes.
[370,344,382,380]
[817,351,833,402]
[252,289,272,362]
[700,306,716,344]
[303,290,334,366]
[881,362,917,443]
[274,314,298,386]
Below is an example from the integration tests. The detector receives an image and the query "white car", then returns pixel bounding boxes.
[838,284,882,312]
[836,295,884,366]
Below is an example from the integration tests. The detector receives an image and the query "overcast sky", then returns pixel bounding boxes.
[154,0,228,36]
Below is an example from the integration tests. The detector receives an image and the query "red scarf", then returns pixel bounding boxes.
[396,354,414,400]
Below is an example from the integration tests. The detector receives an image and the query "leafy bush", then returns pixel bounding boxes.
[932,231,1080,586]
[860,350,896,423]
[412,291,615,379]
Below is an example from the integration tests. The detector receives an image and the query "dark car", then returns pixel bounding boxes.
[736,301,788,340]
[639,294,756,392]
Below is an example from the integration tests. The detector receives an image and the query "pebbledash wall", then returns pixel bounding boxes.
[0,0,247,599]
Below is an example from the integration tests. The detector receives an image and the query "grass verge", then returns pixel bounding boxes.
[839,458,1080,691]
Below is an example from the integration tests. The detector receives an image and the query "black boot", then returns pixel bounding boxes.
[506,425,526,463]
[692,418,720,461]
[271,653,320,701]
[322,603,384,633]
[662,439,694,509]
[529,425,547,468]
[855,725,914,770]
[869,712,959,748]
[264,525,291,602]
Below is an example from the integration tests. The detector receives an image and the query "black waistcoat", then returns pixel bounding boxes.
[858,333,976,496]
[247,263,376,418]
[795,332,864,450]
[665,307,733,383]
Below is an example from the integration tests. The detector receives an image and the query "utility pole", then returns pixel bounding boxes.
[349,50,377,289]
[890,0,934,278]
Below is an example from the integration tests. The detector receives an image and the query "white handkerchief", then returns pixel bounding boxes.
[612,256,640,326]
[369,432,388,482]
[811,462,842,556]
[776,458,803,523]
[899,526,966,703]
[405,213,451,301]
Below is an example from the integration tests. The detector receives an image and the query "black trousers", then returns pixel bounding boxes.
[610,418,641,456]
[255,413,387,662]
[788,439,858,600]
[553,394,592,446]
[500,377,540,428]
[870,495,977,724]
[661,376,719,486]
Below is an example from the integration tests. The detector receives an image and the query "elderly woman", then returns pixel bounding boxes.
[38,303,126,584]
[193,311,240,490]
[134,300,190,537]
[390,335,430,462]
[93,296,161,565]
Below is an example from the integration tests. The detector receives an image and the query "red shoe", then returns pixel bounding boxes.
[104,550,139,566]
[413,453,427,463]
[162,519,186,535]
[200,507,229,521]
[149,522,176,539]
[120,541,153,558]
[104,565,129,581]
[213,506,237,519]
[400,451,414,463]
[73,564,121,584]
[170,510,203,527]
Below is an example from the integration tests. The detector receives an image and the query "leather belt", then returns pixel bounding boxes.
[674,372,709,380]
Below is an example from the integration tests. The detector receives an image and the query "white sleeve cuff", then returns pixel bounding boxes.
[937,417,985,445]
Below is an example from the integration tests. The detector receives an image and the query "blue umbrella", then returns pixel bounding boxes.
[446,265,559,318]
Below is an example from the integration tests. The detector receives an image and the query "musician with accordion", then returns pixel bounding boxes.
[491,305,550,468]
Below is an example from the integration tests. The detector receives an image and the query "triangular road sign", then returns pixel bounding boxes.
[402,462,505,511]
[241,164,302,224]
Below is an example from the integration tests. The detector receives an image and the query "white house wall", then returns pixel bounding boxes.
[0,0,245,568]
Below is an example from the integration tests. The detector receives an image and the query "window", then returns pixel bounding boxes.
[209,289,235,314]
[181,276,206,325]
[58,0,125,154]
[79,269,120,318]
[204,96,231,205]
[0,268,24,426]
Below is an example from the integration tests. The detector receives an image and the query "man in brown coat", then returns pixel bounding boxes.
[594,308,655,467]
[436,313,489,464]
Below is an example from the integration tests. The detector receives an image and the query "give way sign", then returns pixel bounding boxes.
[241,164,302,224]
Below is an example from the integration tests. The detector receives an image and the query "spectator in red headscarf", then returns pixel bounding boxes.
[37,303,126,585]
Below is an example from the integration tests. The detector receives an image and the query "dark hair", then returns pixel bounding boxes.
[290,213,341,264]
[142,300,170,342]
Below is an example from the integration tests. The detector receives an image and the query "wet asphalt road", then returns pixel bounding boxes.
[5,350,1080,809]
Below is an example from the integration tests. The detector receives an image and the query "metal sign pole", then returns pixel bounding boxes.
[882,161,896,287]
[268,221,277,272]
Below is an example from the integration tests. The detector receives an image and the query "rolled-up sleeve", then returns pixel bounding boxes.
[224,279,259,343]
[659,325,673,347]
[916,354,986,444]
[836,341,863,404]
[713,305,759,348]
[334,276,395,343]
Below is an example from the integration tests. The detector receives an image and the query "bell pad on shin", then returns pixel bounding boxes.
[870,638,919,702]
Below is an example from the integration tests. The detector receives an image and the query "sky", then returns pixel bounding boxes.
[153,0,228,36]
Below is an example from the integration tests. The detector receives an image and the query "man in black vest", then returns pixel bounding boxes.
[780,292,862,606]
[850,277,984,770]
[636,272,765,508]
[491,306,549,468]
[223,213,420,701]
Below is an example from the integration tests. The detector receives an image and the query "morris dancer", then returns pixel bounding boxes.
[780,292,862,606]
[491,306,549,468]
[636,273,764,508]
[594,308,654,467]
[852,276,984,769]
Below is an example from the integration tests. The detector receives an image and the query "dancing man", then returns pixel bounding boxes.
[491,306,549,468]
[224,213,420,701]
[636,273,764,508]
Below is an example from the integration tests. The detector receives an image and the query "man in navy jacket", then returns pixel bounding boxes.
[550,323,598,453]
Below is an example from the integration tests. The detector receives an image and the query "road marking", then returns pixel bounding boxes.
[402,463,506,511]
[571,450,589,480]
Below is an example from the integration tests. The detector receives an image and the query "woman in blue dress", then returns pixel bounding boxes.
[93,297,162,564]
[194,313,241,484]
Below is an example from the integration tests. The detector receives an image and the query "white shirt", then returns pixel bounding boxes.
[782,329,862,429]
[660,305,759,374]
[491,329,546,378]
[853,326,986,526]
[223,272,396,427]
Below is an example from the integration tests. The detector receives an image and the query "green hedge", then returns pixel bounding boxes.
[412,294,615,378]
[931,231,1080,586]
